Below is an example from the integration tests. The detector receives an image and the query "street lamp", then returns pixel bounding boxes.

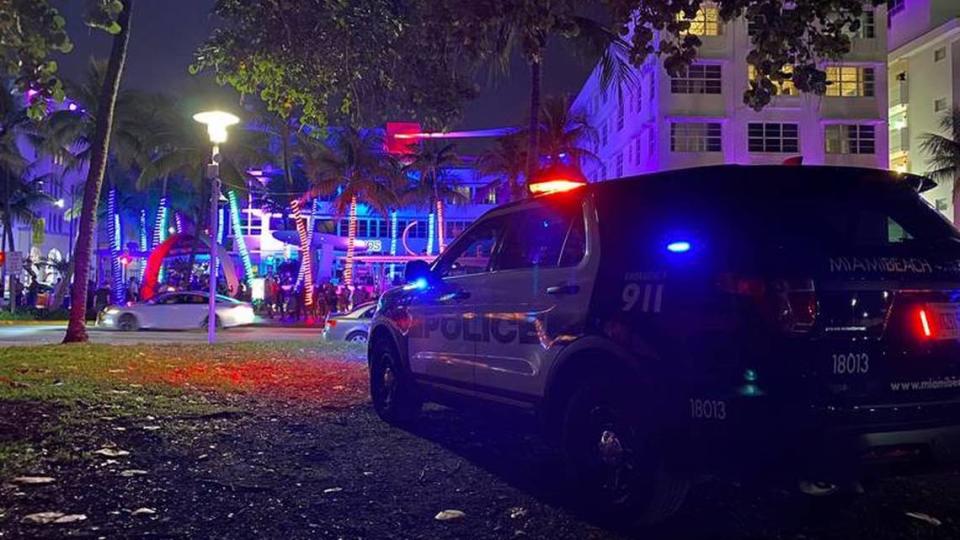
[193,110,240,344]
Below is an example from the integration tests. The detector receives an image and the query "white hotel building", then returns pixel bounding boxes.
[571,3,889,181]
[888,0,960,220]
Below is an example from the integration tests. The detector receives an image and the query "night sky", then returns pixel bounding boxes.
[52,0,593,134]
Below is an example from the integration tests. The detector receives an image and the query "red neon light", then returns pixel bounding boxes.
[528,179,586,195]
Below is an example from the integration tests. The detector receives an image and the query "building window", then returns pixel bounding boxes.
[615,153,623,178]
[934,47,946,62]
[601,122,608,147]
[671,64,722,94]
[935,97,948,112]
[853,10,875,39]
[628,140,634,165]
[748,123,799,153]
[825,66,875,97]
[747,65,798,96]
[670,122,722,152]
[825,124,876,155]
[636,82,643,113]
[600,164,608,181]
[680,5,722,36]
[617,89,624,131]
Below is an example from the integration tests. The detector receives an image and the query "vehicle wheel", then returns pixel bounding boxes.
[369,338,421,425]
[346,331,369,344]
[201,315,223,330]
[561,375,689,525]
[117,313,139,332]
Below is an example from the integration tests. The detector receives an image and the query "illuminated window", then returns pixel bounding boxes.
[825,66,875,97]
[670,122,722,152]
[671,64,722,94]
[680,6,722,36]
[825,124,875,154]
[748,123,799,153]
[747,65,798,96]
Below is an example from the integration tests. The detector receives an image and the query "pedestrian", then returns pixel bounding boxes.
[127,277,139,303]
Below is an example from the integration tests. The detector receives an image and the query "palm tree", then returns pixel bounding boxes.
[401,141,465,254]
[920,107,960,226]
[302,128,398,287]
[479,6,632,183]
[64,0,134,344]
[0,177,51,252]
[536,94,599,171]
[479,134,527,202]
[0,79,40,254]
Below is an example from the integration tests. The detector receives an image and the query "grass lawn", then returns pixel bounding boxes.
[0,341,369,479]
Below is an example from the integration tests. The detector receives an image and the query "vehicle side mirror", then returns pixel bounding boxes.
[404,260,432,284]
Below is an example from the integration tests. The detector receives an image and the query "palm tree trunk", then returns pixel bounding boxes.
[291,197,314,309]
[436,199,445,254]
[524,59,542,198]
[63,0,134,343]
[344,196,358,286]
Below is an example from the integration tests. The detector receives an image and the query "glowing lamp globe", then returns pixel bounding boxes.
[528,163,587,195]
[193,110,240,144]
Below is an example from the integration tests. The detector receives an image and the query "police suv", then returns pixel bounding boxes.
[367,165,960,523]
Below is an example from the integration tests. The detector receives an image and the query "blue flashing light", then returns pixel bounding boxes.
[403,277,429,291]
[666,241,692,253]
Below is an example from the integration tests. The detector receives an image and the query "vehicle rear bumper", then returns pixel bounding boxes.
[679,397,960,482]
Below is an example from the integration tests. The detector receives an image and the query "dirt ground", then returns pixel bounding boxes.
[2,344,960,539]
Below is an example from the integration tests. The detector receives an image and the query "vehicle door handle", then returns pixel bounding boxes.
[546,284,580,295]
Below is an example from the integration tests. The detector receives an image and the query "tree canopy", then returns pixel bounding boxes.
[0,0,124,119]
[192,0,477,130]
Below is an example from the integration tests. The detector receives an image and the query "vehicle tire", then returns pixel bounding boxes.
[346,331,369,344]
[560,374,689,525]
[117,313,139,332]
[201,315,223,330]
[369,338,421,425]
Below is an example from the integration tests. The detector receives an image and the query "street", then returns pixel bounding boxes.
[0,323,320,346]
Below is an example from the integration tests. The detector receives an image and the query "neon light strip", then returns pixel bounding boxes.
[139,209,148,280]
[344,197,357,286]
[290,198,314,307]
[394,127,518,140]
[389,211,398,279]
[227,191,254,286]
[107,188,125,304]
[153,197,169,283]
[426,213,435,256]
[218,207,226,244]
[436,200,445,253]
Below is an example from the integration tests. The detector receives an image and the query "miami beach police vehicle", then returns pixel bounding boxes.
[367,165,960,523]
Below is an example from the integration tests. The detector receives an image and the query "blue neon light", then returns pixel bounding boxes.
[666,241,692,253]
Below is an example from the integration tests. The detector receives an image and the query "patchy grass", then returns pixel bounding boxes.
[0,341,370,483]
[0,341,368,409]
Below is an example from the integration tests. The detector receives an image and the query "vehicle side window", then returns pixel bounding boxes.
[361,307,375,319]
[495,203,579,271]
[434,217,506,278]
[160,295,180,305]
[559,210,587,267]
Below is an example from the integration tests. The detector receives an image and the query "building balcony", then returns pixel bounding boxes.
[889,80,909,109]
[890,126,910,154]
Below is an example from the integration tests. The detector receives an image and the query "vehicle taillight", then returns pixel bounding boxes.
[327,319,338,328]
[718,274,818,334]
[916,306,935,339]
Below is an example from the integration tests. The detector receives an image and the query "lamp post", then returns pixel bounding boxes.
[193,110,240,344]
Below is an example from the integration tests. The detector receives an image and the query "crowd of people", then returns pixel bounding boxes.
[261,271,376,322]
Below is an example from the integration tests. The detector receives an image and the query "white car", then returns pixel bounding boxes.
[97,291,256,331]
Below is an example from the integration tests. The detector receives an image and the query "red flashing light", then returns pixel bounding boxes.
[528,163,587,195]
[528,179,586,195]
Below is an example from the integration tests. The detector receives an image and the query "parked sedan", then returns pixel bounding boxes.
[321,302,376,343]
[97,291,256,331]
